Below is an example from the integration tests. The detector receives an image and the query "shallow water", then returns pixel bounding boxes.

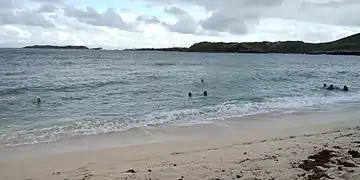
[1,48,360,147]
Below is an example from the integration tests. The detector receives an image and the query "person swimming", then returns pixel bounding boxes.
[327,84,341,90]
[203,91,208,96]
[36,97,41,104]
[188,92,192,97]
[343,85,348,91]
[323,83,327,88]
[326,84,343,91]
[327,84,334,90]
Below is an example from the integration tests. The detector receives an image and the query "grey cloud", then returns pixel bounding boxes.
[0,10,54,27]
[0,0,13,9]
[0,34,28,48]
[64,6,98,19]
[137,6,200,35]
[0,26,64,48]
[63,6,135,31]
[136,15,161,24]
[164,7,187,16]
[138,0,283,11]
[200,12,249,34]
[141,0,360,29]
[312,0,360,7]
[161,5,256,35]
[296,0,360,27]
[162,6,199,34]
[31,0,63,4]
[138,1,279,35]
[161,17,198,34]
[242,0,283,6]
[0,0,24,10]
[37,4,57,13]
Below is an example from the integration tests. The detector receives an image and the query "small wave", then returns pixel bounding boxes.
[297,71,319,78]
[270,76,292,82]
[61,61,76,65]
[51,80,131,92]
[99,113,121,117]
[144,92,360,125]
[1,80,131,96]
[130,88,151,95]
[0,118,136,147]
[129,72,141,76]
[154,62,177,66]
[186,63,202,66]
[350,72,360,77]
[95,80,131,87]
[251,72,292,82]
[143,104,265,124]
[337,70,349,75]
[59,96,89,101]
[246,97,266,102]
[144,74,171,80]
[3,70,26,76]
[106,92,124,96]
[0,86,36,96]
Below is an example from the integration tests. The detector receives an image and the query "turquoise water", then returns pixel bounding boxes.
[1,49,360,147]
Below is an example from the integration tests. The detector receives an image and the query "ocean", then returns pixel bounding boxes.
[1,48,360,148]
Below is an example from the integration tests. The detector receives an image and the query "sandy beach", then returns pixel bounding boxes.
[1,109,360,180]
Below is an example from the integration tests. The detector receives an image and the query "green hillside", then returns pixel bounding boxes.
[128,33,360,55]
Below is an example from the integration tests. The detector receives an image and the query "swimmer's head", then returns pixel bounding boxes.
[36,97,41,104]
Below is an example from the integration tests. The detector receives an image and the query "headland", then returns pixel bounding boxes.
[126,33,360,56]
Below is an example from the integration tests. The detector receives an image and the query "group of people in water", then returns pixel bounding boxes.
[188,81,350,98]
[36,80,350,104]
[187,81,350,98]
[323,84,348,91]
[188,91,207,97]
[188,79,207,97]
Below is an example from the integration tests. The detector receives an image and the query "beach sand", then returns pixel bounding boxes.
[1,110,360,180]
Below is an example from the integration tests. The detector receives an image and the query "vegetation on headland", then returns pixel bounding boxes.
[125,47,189,52]
[91,47,103,50]
[126,33,360,55]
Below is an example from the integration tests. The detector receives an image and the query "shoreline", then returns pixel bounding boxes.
[1,105,359,160]
[1,107,360,179]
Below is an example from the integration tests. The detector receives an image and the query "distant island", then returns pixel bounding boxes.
[23,45,106,50]
[23,45,90,50]
[125,33,360,56]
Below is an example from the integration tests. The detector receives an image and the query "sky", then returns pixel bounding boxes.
[0,0,360,49]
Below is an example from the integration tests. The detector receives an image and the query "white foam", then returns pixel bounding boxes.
[143,91,360,125]
[2,91,360,147]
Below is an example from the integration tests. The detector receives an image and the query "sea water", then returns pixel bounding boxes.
[1,48,360,147]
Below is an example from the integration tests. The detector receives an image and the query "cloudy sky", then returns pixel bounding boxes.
[0,0,360,49]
